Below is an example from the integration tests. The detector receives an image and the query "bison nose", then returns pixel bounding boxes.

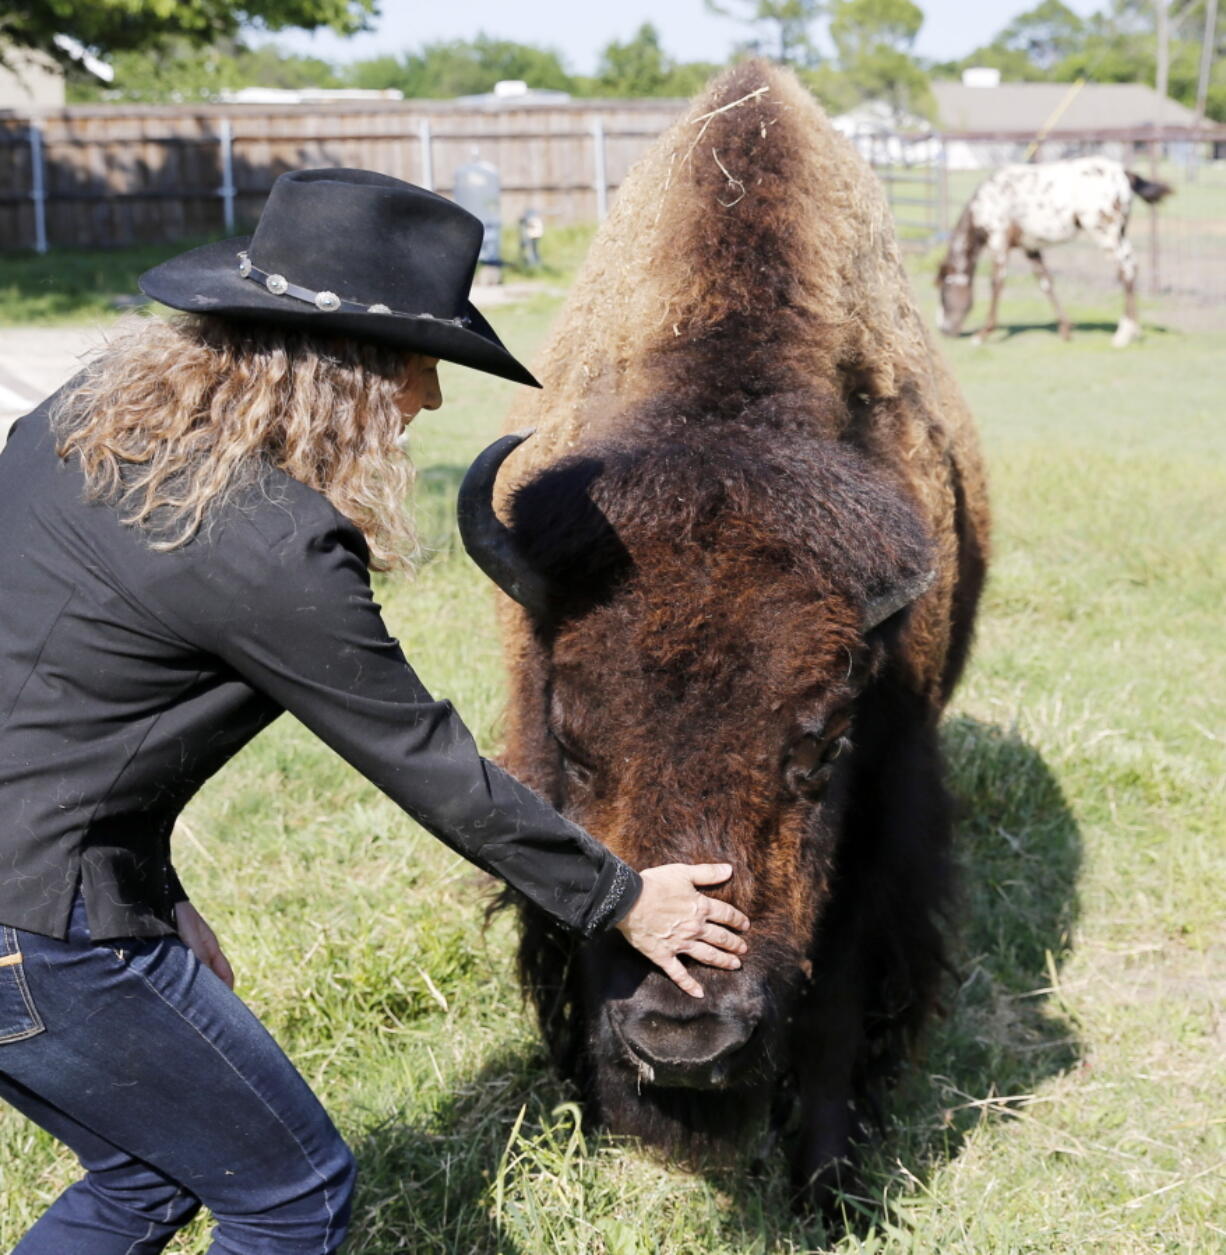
[615,1005,758,1088]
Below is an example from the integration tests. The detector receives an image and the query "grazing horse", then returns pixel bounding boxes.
[936,157,1172,347]
[459,61,989,1210]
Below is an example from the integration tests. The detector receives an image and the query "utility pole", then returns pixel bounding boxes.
[1155,0,1170,102]
[1195,0,1220,124]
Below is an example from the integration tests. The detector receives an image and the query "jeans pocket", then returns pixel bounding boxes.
[0,925,46,1043]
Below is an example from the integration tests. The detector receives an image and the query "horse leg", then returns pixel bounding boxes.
[973,250,1007,344]
[1025,248,1071,340]
[1110,236,1141,347]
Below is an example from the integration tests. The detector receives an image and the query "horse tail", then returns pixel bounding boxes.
[1126,171,1174,204]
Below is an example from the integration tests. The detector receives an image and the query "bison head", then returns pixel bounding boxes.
[461,426,936,1151]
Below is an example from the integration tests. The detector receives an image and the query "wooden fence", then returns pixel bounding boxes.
[1,102,1223,315]
[0,98,686,251]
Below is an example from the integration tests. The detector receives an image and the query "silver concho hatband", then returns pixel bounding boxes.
[234,252,471,326]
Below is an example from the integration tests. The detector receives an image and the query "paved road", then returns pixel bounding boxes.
[0,325,108,443]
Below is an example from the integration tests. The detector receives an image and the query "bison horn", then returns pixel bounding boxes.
[863,567,936,633]
[457,431,555,620]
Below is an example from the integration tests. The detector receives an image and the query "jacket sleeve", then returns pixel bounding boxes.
[148,503,639,937]
[166,863,190,906]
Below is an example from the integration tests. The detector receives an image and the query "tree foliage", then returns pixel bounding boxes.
[588,23,720,97]
[18,1,1226,124]
[828,0,933,119]
[593,22,669,95]
[931,0,1226,120]
[66,37,342,102]
[347,35,573,98]
[993,0,1087,70]
[703,0,823,65]
[1,0,374,59]
[56,22,727,105]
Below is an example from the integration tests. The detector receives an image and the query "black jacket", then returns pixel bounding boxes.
[0,392,639,940]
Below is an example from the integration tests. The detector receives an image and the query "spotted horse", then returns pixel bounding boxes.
[936,156,1172,348]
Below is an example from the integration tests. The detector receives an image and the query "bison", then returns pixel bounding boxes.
[459,61,990,1205]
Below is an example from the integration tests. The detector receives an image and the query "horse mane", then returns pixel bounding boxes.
[938,201,985,280]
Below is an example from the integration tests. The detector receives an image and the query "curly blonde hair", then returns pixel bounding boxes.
[52,313,419,572]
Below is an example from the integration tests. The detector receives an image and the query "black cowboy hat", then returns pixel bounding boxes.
[139,168,540,388]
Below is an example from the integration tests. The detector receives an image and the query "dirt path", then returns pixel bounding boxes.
[0,284,563,444]
[0,325,109,441]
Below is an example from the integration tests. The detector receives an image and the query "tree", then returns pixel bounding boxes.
[929,44,1046,80]
[994,0,1087,70]
[348,36,574,98]
[586,23,721,97]
[703,0,823,66]
[950,0,1226,122]
[829,0,933,119]
[66,37,342,102]
[1,0,375,61]
[943,3,1153,85]
[592,23,671,95]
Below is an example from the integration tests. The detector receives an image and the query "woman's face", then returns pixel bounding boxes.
[397,356,443,426]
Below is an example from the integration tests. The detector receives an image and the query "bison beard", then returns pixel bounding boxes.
[463,60,989,1213]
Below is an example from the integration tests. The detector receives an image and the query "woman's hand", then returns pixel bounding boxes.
[615,863,750,999]
[174,900,236,989]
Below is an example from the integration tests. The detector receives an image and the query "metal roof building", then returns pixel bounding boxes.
[931,80,1200,135]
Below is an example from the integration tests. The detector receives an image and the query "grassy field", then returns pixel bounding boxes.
[0,224,597,326]
[0,271,1223,1252]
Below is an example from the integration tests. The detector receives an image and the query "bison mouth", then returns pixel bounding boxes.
[605,997,766,1092]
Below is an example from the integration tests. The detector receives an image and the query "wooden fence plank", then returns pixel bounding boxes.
[0,102,1221,261]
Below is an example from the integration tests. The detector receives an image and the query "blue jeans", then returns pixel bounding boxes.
[0,896,356,1253]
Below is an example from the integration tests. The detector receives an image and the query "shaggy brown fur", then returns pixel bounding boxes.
[486,60,990,1209]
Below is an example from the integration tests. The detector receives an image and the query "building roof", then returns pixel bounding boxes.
[831,99,930,134]
[0,48,65,110]
[931,80,1200,134]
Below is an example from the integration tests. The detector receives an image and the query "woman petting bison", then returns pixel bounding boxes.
[459,60,990,1211]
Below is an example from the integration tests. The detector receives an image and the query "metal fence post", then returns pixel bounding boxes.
[418,118,433,191]
[217,117,236,233]
[937,135,949,241]
[29,122,48,254]
[1149,135,1162,293]
[592,116,608,221]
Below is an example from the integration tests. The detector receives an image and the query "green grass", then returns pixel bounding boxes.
[0,227,600,326]
[1,277,1223,1253]
[0,240,208,324]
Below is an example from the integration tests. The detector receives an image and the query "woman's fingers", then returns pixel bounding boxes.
[704,897,751,933]
[616,862,752,997]
[680,940,742,970]
[175,901,237,990]
[210,948,236,989]
[197,935,236,988]
[658,953,705,999]
[696,921,747,954]
[684,862,734,887]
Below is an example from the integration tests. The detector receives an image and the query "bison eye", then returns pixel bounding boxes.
[561,751,594,789]
[784,730,851,801]
[549,728,597,789]
[825,735,850,763]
